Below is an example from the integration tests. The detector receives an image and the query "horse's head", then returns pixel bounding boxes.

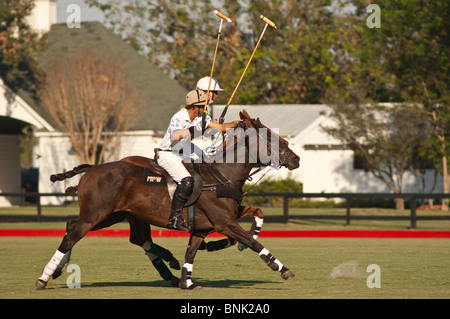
[238,109,300,170]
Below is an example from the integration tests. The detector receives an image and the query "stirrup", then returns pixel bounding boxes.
[167,216,189,232]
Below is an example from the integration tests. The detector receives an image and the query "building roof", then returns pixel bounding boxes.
[33,21,187,132]
[211,104,331,137]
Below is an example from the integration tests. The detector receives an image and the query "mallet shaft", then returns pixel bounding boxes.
[203,10,231,110]
[225,24,267,107]
[219,14,277,123]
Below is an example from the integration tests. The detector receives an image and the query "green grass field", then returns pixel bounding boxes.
[1,236,449,299]
[1,205,449,299]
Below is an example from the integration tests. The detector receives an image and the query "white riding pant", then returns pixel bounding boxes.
[156,151,191,183]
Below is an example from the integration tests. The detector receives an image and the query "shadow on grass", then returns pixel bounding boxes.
[80,278,278,289]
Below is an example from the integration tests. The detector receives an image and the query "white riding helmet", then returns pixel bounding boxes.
[196,76,224,92]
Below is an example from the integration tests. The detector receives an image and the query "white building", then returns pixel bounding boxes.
[212,104,442,194]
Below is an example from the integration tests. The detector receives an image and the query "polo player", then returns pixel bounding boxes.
[156,78,239,231]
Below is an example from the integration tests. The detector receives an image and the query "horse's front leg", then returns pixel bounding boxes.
[216,220,295,281]
[180,234,205,290]
[237,205,264,251]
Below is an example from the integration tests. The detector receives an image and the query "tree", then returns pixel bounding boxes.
[353,0,450,209]
[87,0,357,104]
[321,87,430,209]
[38,47,141,164]
[0,0,44,95]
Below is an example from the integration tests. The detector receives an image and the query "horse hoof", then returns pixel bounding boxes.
[180,282,202,290]
[281,269,295,280]
[238,242,247,251]
[170,276,180,287]
[35,279,47,290]
[185,284,202,290]
[169,257,181,270]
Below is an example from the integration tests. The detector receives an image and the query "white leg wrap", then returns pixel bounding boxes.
[259,248,284,271]
[253,217,264,240]
[274,259,284,271]
[183,263,194,287]
[255,217,264,228]
[183,263,193,272]
[39,250,65,282]
[259,248,270,256]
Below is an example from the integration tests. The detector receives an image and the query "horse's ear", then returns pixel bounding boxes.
[256,117,262,126]
[240,109,251,120]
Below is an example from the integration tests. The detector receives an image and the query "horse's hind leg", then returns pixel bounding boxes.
[52,219,77,280]
[36,218,94,290]
[126,215,180,286]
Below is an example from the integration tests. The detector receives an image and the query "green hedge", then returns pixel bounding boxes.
[241,177,396,209]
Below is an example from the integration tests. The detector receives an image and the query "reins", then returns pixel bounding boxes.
[200,118,283,200]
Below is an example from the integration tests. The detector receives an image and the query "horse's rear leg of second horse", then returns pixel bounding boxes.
[127,215,180,286]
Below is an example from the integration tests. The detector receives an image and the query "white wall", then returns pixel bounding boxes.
[0,135,21,206]
[26,0,57,34]
[0,79,54,131]
[0,79,55,207]
[291,115,442,194]
[34,131,162,205]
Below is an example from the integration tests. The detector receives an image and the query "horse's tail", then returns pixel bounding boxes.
[50,164,93,183]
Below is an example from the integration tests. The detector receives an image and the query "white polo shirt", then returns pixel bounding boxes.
[158,108,212,152]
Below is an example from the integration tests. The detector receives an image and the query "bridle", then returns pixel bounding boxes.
[202,117,291,190]
[246,118,291,169]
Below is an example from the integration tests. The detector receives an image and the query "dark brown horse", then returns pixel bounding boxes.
[50,165,266,287]
[36,110,300,289]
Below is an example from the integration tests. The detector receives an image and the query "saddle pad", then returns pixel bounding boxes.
[141,163,203,207]
[142,168,167,185]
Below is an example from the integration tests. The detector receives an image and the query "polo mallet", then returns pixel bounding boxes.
[218,15,277,123]
[203,10,232,111]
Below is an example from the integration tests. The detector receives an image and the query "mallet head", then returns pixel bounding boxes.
[214,10,232,23]
[260,15,277,29]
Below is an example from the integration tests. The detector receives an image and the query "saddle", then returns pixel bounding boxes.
[141,157,203,207]
[121,154,241,232]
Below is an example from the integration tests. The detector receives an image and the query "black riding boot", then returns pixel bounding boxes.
[167,176,194,232]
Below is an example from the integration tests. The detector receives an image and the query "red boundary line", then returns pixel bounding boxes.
[0,229,450,238]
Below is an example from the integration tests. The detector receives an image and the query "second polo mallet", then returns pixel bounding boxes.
[203,10,232,110]
[218,15,277,123]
